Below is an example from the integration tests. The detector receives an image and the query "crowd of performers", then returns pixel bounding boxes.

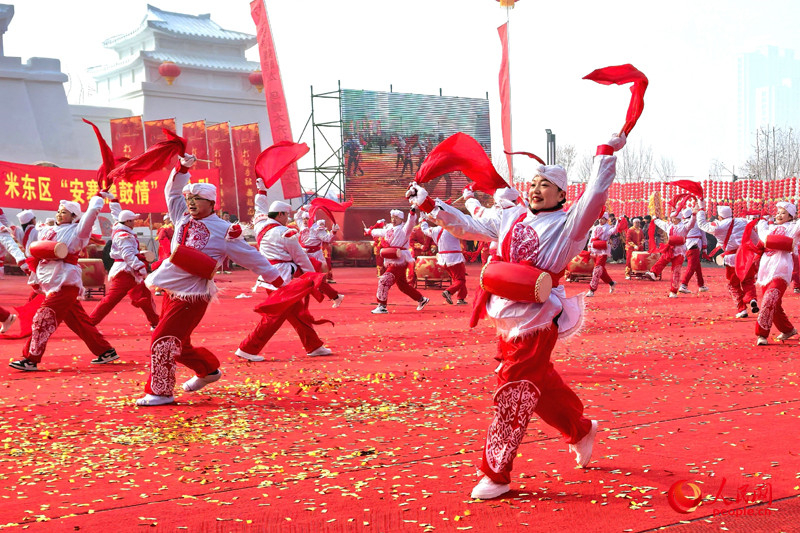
[2,135,800,499]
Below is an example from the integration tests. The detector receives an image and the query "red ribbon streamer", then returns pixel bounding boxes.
[415,133,507,194]
[106,129,186,186]
[583,64,649,137]
[254,141,310,189]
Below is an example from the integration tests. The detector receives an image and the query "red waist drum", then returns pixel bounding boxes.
[29,241,68,260]
[170,244,218,280]
[765,234,794,252]
[591,239,607,250]
[479,261,553,304]
[668,235,685,246]
[380,247,400,259]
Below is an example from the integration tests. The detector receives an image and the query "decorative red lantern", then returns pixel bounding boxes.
[158,61,181,85]
[249,69,264,93]
[496,0,518,6]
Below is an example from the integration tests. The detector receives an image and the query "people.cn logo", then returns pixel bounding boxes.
[668,480,703,514]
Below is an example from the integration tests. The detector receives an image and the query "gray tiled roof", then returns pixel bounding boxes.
[143,51,259,73]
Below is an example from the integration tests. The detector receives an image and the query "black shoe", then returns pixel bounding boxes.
[456,299,469,305]
[91,349,119,364]
[442,290,453,304]
[750,299,759,314]
[9,359,37,371]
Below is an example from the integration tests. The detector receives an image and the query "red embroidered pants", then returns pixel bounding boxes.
[480,325,592,484]
[680,248,705,287]
[89,271,159,328]
[589,254,613,291]
[145,294,218,396]
[756,278,794,337]
[239,299,324,355]
[445,262,468,299]
[376,263,423,305]
[23,285,112,363]
[725,264,757,312]
[650,254,684,293]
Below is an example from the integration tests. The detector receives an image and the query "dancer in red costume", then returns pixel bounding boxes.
[236,181,333,362]
[407,132,626,499]
[365,209,429,314]
[678,210,709,294]
[420,216,468,305]
[624,218,644,279]
[138,155,283,405]
[646,208,696,297]
[151,214,173,270]
[696,202,758,318]
[9,197,118,371]
[88,195,159,329]
[752,202,800,346]
[296,206,344,308]
[585,214,624,297]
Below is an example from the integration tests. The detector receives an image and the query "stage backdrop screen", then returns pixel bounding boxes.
[341,89,491,209]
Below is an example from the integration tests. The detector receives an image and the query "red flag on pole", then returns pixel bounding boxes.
[110,116,145,160]
[144,118,177,148]
[231,123,263,222]
[207,122,239,219]
[498,23,513,180]
[182,120,210,170]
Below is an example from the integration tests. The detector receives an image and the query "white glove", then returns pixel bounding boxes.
[0,225,8,234]
[19,262,30,275]
[180,154,197,168]
[88,195,105,210]
[332,224,340,232]
[378,219,385,225]
[99,190,116,201]
[608,132,626,152]
[697,198,706,210]
[256,177,266,191]
[462,187,475,200]
[405,181,428,207]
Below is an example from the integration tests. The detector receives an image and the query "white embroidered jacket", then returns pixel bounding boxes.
[653,216,696,257]
[108,202,147,282]
[299,223,334,263]
[369,212,417,267]
[696,211,749,268]
[588,223,617,257]
[420,221,464,266]
[253,193,314,288]
[428,153,617,339]
[755,219,800,286]
[30,195,104,296]
[146,169,280,299]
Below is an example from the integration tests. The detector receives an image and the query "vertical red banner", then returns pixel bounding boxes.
[110,116,145,160]
[144,118,177,147]
[231,123,261,223]
[182,120,210,170]
[498,23,513,180]
[250,0,302,199]
[207,122,240,220]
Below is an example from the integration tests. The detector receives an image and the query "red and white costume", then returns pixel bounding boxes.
[151,216,173,270]
[625,222,644,277]
[413,143,620,486]
[648,210,696,295]
[367,210,426,311]
[142,166,281,402]
[19,197,115,366]
[680,220,708,290]
[237,197,328,358]
[298,218,340,301]
[753,209,800,339]
[587,217,623,293]
[0,225,28,331]
[420,220,467,302]
[697,206,757,315]
[89,203,159,328]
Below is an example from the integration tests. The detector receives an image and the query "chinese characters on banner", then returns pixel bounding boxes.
[206,122,240,220]
[231,123,261,223]
[110,116,145,160]
[250,0,303,199]
[144,118,177,147]
[182,120,210,170]
[1,159,219,213]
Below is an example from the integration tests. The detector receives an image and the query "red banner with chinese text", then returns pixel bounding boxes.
[1,160,218,214]
[144,118,177,148]
[110,116,145,160]
[250,0,302,199]
[231,123,261,223]
[206,122,239,220]
[182,120,210,170]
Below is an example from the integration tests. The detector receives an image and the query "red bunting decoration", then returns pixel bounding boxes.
[254,141,310,189]
[106,129,186,186]
[83,119,117,190]
[583,64,649,137]
[415,133,507,195]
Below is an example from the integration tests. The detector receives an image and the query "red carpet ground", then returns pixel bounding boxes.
[0,263,798,532]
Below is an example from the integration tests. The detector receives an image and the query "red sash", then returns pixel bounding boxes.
[303,244,322,253]
[256,222,282,249]
[22,226,35,249]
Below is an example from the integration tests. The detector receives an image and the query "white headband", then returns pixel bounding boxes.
[390,209,404,220]
[182,183,217,203]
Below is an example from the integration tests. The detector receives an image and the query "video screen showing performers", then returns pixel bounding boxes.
[341,89,491,208]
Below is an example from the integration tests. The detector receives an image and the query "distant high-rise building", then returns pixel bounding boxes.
[738,46,800,162]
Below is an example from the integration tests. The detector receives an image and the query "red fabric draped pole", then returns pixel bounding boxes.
[583,64,649,137]
[498,23,513,180]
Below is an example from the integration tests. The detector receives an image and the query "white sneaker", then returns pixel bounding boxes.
[0,313,17,334]
[776,328,798,341]
[416,297,430,311]
[756,336,768,346]
[625,275,631,280]
[585,290,594,297]
[668,292,678,298]
[570,420,599,467]
[678,285,692,294]
[136,394,174,406]
[182,369,222,392]
[609,282,616,294]
[470,475,510,499]
[646,272,657,281]
[235,348,264,362]
[371,305,388,314]
[735,310,748,319]
[331,294,344,308]
[698,286,710,293]
[307,346,332,357]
